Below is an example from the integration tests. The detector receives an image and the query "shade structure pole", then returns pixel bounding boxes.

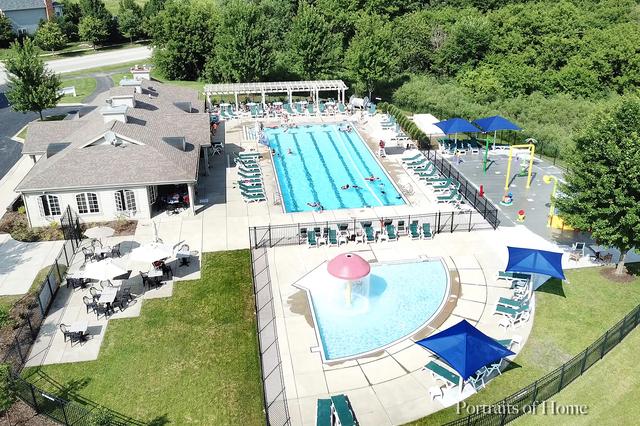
[234,93,239,111]
[526,144,535,189]
[493,130,497,150]
[505,147,514,190]
[261,90,266,107]
[288,90,292,105]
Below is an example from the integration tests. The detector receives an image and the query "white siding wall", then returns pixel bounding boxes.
[24,186,151,227]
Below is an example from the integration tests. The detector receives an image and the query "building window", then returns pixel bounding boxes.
[115,190,137,212]
[76,193,99,214]
[38,195,61,217]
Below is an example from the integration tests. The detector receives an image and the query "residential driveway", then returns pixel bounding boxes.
[0,234,64,296]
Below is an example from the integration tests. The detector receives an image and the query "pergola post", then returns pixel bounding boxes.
[288,90,292,105]
[234,92,239,111]
[187,183,196,215]
[261,90,266,107]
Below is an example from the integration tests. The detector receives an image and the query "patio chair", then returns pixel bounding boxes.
[161,262,173,279]
[364,226,376,243]
[424,361,459,388]
[402,153,423,163]
[60,324,77,343]
[119,286,133,301]
[242,192,266,203]
[397,220,406,235]
[316,399,332,426]
[89,287,100,301]
[331,394,357,426]
[239,184,264,194]
[494,303,529,317]
[95,303,111,320]
[467,370,486,390]
[406,158,427,169]
[82,247,95,263]
[110,244,122,258]
[82,296,96,314]
[497,297,528,309]
[421,223,433,239]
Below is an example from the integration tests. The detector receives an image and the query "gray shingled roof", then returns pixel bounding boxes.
[17,80,210,192]
[0,0,45,12]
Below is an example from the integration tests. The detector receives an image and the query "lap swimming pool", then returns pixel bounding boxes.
[265,124,405,213]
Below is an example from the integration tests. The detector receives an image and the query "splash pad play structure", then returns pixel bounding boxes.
[295,254,449,361]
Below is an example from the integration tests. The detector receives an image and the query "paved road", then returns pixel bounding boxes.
[0,46,152,179]
[0,46,152,84]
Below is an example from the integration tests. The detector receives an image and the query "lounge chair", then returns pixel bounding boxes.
[316,399,332,426]
[239,184,263,193]
[421,223,433,239]
[364,226,375,243]
[386,224,398,241]
[368,103,376,116]
[296,103,304,115]
[437,191,458,203]
[496,297,527,308]
[432,179,453,190]
[242,192,266,203]
[497,271,531,282]
[238,165,261,174]
[417,169,439,180]
[328,229,338,246]
[307,103,315,115]
[494,303,529,317]
[238,172,262,180]
[424,361,459,387]
[406,158,427,169]
[402,153,423,163]
[409,223,420,239]
[239,151,261,158]
[337,103,346,114]
[330,395,357,426]
[308,231,318,248]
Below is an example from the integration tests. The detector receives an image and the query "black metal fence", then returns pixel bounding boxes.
[249,244,291,426]
[424,149,500,229]
[444,303,640,425]
[1,206,147,425]
[250,210,493,249]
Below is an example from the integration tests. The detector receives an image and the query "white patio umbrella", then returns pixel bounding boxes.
[129,242,175,264]
[84,226,115,241]
[83,258,128,282]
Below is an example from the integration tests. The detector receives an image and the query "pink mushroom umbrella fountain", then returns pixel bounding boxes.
[327,253,371,307]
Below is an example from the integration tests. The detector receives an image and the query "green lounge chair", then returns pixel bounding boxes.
[495,303,529,317]
[239,151,261,158]
[416,169,438,179]
[337,103,346,114]
[364,226,375,243]
[386,224,398,241]
[406,158,427,169]
[236,157,257,166]
[319,103,327,115]
[368,103,376,116]
[409,223,420,239]
[424,361,459,387]
[239,184,263,193]
[316,399,332,426]
[308,231,318,247]
[497,297,527,308]
[296,103,304,114]
[402,153,423,163]
[237,178,262,185]
[421,223,433,239]
[284,103,295,115]
[496,338,512,348]
[423,176,449,184]
[330,395,357,426]
[239,164,260,172]
[238,171,261,179]
[250,105,258,118]
[242,192,266,203]
[328,229,338,246]
[432,179,453,190]
[437,191,457,203]
[307,103,315,115]
[497,271,531,282]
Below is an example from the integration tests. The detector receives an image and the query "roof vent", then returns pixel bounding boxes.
[105,131,121,146]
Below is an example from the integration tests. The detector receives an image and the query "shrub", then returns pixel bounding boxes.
[380,102,432,149]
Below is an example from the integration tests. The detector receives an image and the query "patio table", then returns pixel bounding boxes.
[97,287,118,305]
[68,320,89,341]
[147,268,163,278]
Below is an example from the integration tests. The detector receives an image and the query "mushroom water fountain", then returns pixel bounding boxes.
[327,253,371,308]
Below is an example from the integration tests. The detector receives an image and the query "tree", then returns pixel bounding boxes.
[143,0,167,18]
[118,0,144,43]
[345,14,397,98]
[556,97,640,275]
[284,2,342,80]
[0,14,14,48]
[434,15,493,76]
[58,0,82,41]
[34,20,68,53]
[205,0,274,82]
[79,16,110,49]
[149,0,215,80]
[79,0,117,42]
[5,39,62,120]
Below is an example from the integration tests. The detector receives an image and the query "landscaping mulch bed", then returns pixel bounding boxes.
[2,399,58,426]
[85,219,137,236]
[599,266,636,283]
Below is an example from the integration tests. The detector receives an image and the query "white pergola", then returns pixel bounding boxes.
[203,80,348,110]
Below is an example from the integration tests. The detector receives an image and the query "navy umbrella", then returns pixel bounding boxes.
[435,118,481,144]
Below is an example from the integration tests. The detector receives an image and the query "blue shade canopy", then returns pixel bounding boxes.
[415,319,515,380]
[473,115,522,132]
[435,118,481,135]
[506,246,565,280]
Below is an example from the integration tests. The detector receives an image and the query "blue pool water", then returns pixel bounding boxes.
[307,260,448,361]
[265,124,405,212]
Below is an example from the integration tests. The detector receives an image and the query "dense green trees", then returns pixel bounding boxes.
[0,14,15,48]
[556,97,640,275]
[118,0,144,43]
[34,21,68,53]
[5,39,62,120]
[79,16,110,49]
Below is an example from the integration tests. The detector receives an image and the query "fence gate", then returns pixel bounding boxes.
[60,206,82,250]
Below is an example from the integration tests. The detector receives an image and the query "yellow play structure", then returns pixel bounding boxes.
[503,143,536,190]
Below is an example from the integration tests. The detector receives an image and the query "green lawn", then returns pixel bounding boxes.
[60,77,97,103]
[414,266,640,425]
[24,250,265,424]
[516,327,640,425]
